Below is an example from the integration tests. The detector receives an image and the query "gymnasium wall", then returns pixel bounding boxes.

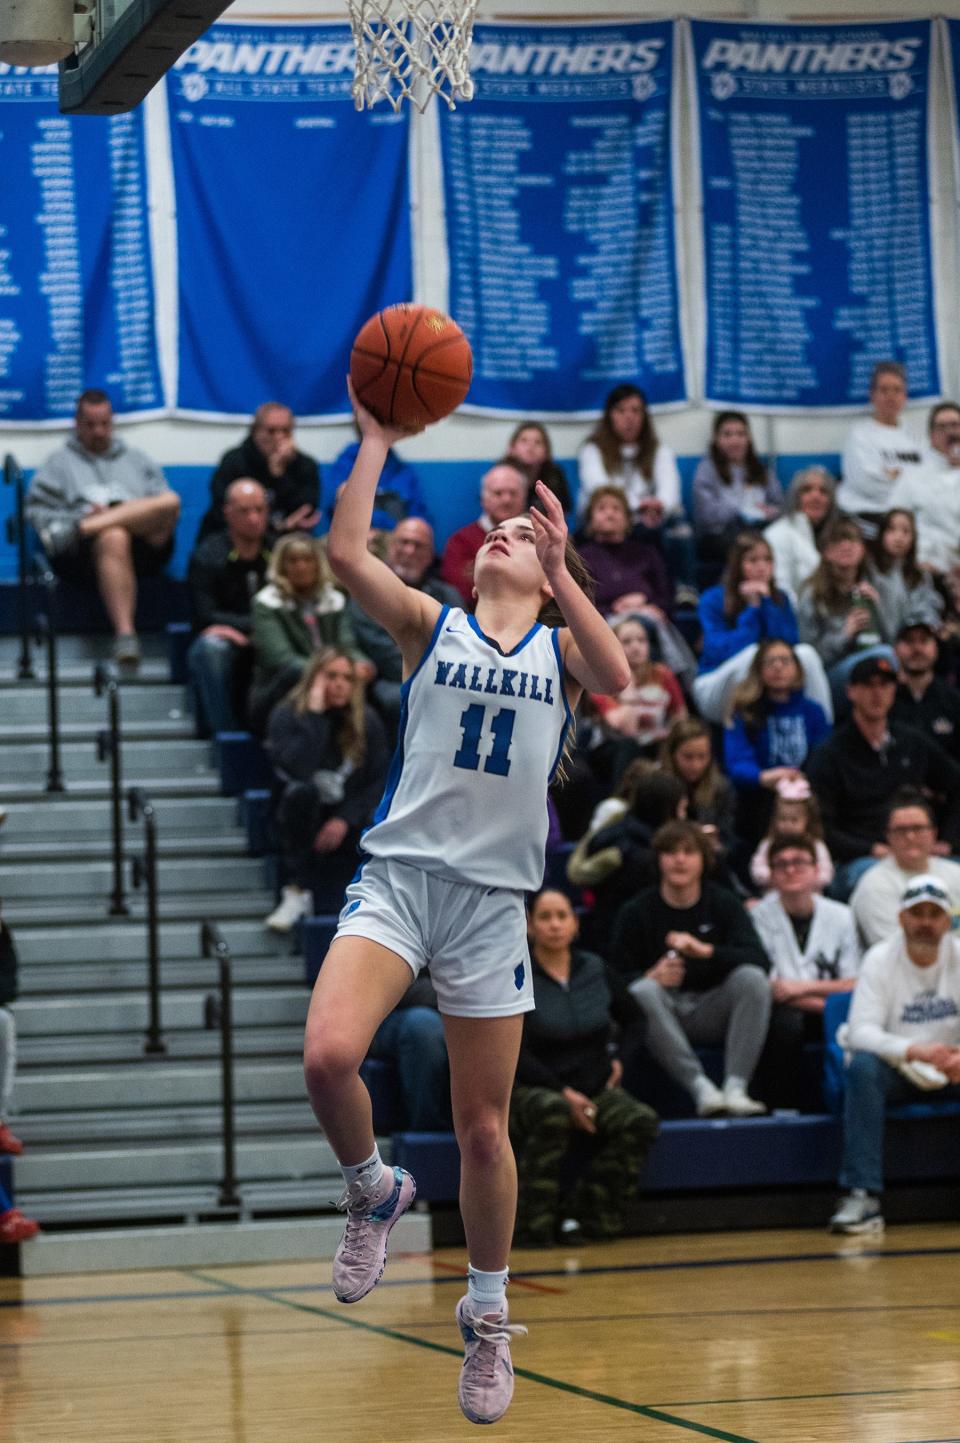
[2,0,960,580]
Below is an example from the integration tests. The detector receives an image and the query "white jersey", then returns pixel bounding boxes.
[360,605,573,891]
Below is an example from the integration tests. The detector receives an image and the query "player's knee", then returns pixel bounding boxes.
[303,1034,364,1096]
[458,1112,509,1170]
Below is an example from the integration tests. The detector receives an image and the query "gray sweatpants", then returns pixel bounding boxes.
[629,966,771,1098]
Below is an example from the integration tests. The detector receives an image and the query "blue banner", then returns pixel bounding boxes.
[0,64,162,421]
[691,20,939,408]
[437,22,685,414]
[168,25,412,417]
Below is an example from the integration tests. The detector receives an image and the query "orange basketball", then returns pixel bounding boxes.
[350,303,473,429]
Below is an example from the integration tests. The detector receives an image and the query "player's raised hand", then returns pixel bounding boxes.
[530,480,569,580]
[346,376,423,449]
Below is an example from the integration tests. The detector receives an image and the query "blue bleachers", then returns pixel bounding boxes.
[213,731,272,796]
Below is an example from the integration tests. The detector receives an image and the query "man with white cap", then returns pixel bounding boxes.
[830,874,960,1234]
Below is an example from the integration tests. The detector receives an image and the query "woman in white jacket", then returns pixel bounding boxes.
[764,466,838,602]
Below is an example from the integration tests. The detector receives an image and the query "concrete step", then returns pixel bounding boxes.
[0,737,213,782]
[17,1212,430,1275]
[0,794,237,839]
[17,954,304,995]
[12,1134,334,1190]
[18,1023,304,1067]
[0,717,195,744]
[0,632,169,664]
[16,1098,317,1143]
[1,893,278,928]
[15,1058,306,1112]
[13,985,309,1036]
[0,855,267,900]
[0,775,223,804]
[0,682,187,724]
[14,917,291,964]
[2,833,249,864]
[0,657,172,685]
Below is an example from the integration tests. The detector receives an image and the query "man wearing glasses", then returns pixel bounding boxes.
[198,402,321,541]
[890,402,960,576]
[752,833,859,1109]
[850,790,960,948]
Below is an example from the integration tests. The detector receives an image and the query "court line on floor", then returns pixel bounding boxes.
[427,1256,566,1294]
[182,1267,759,1443]
[4,1240,960,1311]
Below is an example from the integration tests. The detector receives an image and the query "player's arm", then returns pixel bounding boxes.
[326,384,441,661]
[530,481,630,698]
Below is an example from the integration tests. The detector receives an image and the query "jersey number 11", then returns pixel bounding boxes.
[453,703,516,777]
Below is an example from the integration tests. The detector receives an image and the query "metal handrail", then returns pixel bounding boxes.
[3,454,35,680]
[94,660,128,915]
[129,787,165,1055]
[200,920,241,1212]
[36,569,65,793]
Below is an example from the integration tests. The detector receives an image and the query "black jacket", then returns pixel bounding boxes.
[891,678,960,762]
[266,703,388,832]
[610,882,769,993]
[516,949,644,1097]
[187,532,271,635]
[0,921,18,1007]
[806,718,960,861]
[198,436,320,540]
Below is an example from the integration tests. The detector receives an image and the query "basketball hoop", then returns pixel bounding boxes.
[346,0,478,113]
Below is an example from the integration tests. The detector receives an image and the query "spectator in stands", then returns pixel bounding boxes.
[850,792,960,948]
[660,718,737,863]
[764,466,838,601]
[836,361,922,533]
[505,421,572,512]
[870,509,942,634]
[692,411,783,564]
[611,820,770,1117]
[440,461,527,606]
[186,479,272,735]
[199,402,321,540]
[751,833,858,1109]
[512,890,658,1246]
[724,639,831,847]
[797,516,895,711]
[589,615,686,771]
[577,486,673,617]
[323,424,430,533]
[806,654,960,897]
[249,534,371,735]
[367,971,453,1132]
[889,401,960,575]
[829,874,960,1235]
[750,778,833,894]
[693,533,833,724]
[892,614,960,760]
[0,905,23,1157]
[348,517,460,733]
[577,384,697,598]
[577,770,687,956]
[264,649,388,932]
[27,389,180,668]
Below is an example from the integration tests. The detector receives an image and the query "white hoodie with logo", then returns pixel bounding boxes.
[848,932,960,1065]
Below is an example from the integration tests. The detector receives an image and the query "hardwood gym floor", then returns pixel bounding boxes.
[1,1224,959,1442]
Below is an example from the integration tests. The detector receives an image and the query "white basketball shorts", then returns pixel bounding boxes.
[333,856,534,1018]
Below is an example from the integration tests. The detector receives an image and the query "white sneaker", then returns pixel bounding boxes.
[723,1081,766,1117]
[829,1189,884,1235]
[265,885,312,933]
[694,1077,727,1117]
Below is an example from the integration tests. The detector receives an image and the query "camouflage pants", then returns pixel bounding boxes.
[510,1085,659,1246]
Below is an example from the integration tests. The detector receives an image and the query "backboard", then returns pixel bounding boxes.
[57,0,233,113]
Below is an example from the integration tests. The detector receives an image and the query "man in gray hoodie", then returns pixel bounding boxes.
[27,389,180,666]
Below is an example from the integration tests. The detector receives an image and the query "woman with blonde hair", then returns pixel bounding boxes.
[249,532,370,733]
[264,649,388,932]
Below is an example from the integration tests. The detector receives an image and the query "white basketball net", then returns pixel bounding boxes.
[347,0,479,113]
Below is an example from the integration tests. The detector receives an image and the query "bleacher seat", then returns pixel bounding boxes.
[166,621,192,684]
[302,914,339,986]
[238,788,272,856]
[213,731,272,795]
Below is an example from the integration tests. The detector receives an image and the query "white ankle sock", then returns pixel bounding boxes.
[467,1265,508,1316]
[724,1076,747,1094]
[340,1147,388,1199]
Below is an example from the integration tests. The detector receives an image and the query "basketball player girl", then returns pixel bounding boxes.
[303,385,629,1425]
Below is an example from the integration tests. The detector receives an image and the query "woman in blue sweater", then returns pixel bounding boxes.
[724,639,832,848]
[692,533,832,723]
